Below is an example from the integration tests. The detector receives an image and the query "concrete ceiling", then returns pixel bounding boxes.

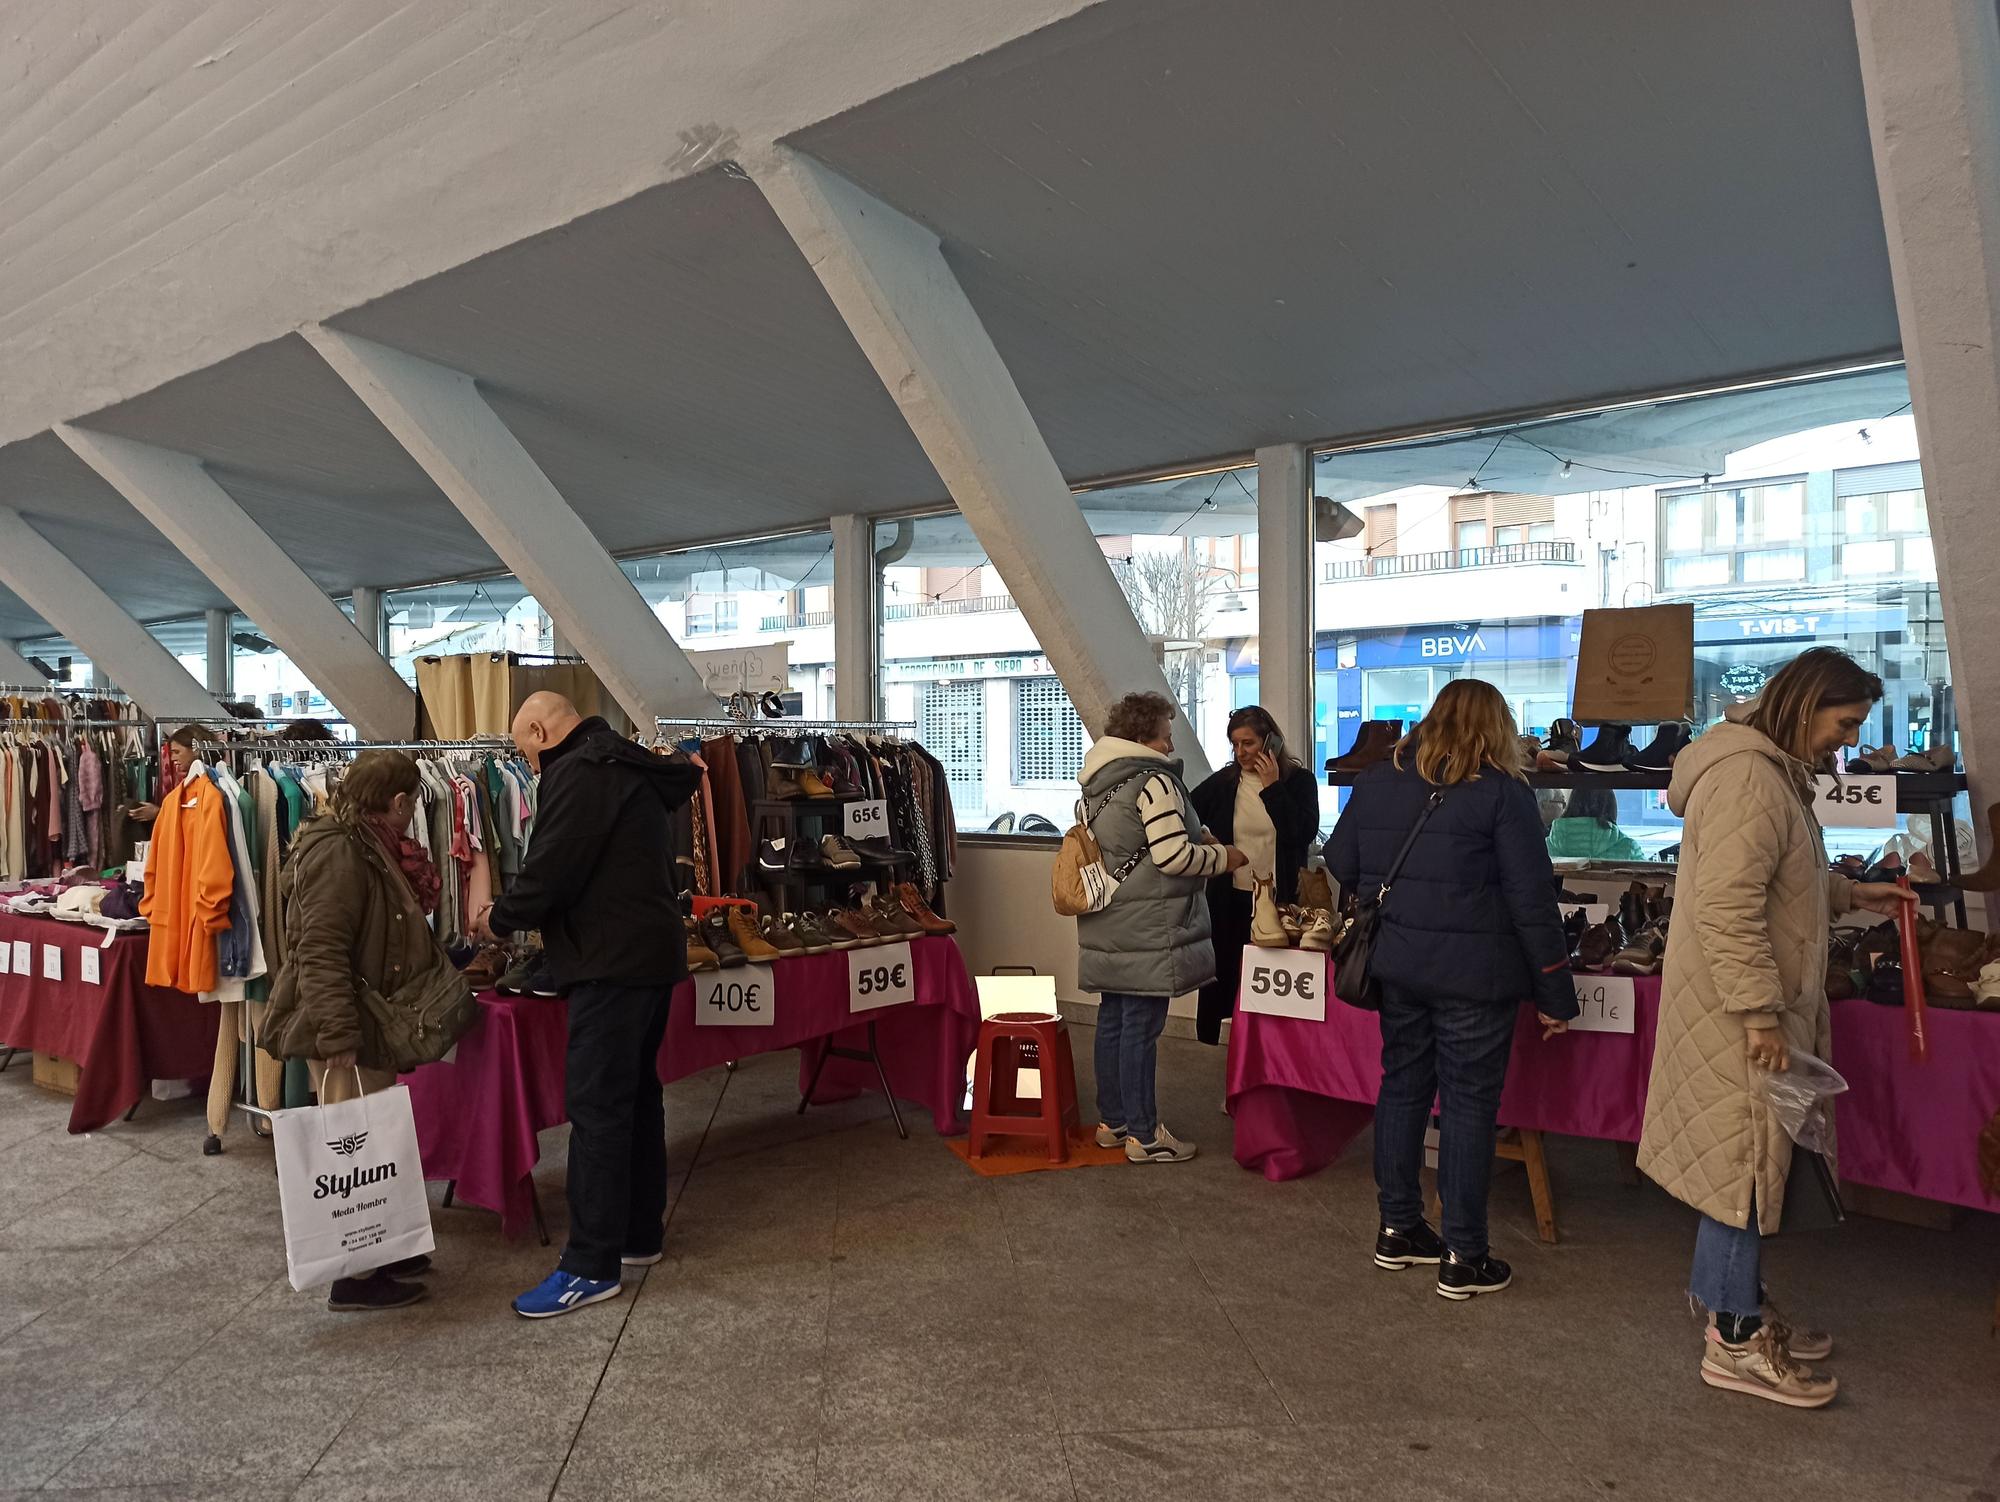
[0,0,1902,642]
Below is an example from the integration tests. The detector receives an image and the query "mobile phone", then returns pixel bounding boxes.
[1262,731,1286,764]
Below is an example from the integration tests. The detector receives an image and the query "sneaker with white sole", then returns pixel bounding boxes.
[1094,1123,1127,1149]
[1374,1220,1445,1270]
[1436,1248,1512,1300]
[1700,1326,1837,1408]
[512,1269,622,1319]
[621,1251,665,1268]
[1125,1124,1197,1163]
[1709,1306,1832,1364]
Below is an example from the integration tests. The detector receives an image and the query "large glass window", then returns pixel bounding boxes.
[387,578,552,685]
[1012,677,1088,785]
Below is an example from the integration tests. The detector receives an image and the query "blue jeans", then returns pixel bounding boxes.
[1374,985,1518,1257]
[1094,992,1170,1141]
[1689,1195,1762,1321]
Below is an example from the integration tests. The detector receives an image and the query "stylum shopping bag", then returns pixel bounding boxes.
[271,1079,435,1292]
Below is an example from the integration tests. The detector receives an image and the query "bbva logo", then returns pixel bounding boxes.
[1419,632,1487,659]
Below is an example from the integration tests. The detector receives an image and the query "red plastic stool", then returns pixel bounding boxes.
[969,1011,1079,1162]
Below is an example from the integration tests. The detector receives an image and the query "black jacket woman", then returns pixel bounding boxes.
[1325,678,1576,1300]
[1190,706,1323,1045]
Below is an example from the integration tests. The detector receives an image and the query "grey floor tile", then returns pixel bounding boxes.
[574,1352,826,1463]
[294,1462,561,1500]
[815,1433,1075,1502]
[0,1152,227,1251]
[311,1357,603,1473]
[821,1330,1058,1443]
[555,1442,819,1501]
[617,1257,828,1362]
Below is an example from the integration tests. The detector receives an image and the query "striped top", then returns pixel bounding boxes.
[1137,774,1229,879]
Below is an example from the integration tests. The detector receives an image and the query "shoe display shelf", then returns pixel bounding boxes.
[1328,766,1972,927]
[750,796,914,907]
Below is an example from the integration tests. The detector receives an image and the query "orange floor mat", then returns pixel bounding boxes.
[945,1129,1128,1177]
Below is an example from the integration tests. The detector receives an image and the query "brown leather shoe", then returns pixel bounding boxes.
[684,917,720,973]
[870,897,924,939]
[832,907,888,947]
[1611,924,1666,976]
[761,914,807,959]
[1329,720,1402,772]
[898,882,956,935]
[727,905,781,962]
[1576,916,1625,971]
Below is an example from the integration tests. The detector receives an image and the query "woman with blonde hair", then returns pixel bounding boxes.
[1639,648,1913,1407]
[1326,678,1576,1299]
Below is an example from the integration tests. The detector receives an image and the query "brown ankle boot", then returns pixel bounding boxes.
[898,882,956,935]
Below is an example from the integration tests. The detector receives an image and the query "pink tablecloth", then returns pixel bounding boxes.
[1228,976,2000,1213]
[405,936,981,1237]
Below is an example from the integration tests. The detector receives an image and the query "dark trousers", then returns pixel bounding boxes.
[1373,985,1518,1258]
[1196,887,1253,1045]
[558,981,672,1282]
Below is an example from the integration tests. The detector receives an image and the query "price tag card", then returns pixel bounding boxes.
[694,962,777,1028]
[849,940,916,1013]
[1813,774,1895,829]
[1239,948,1327,1022]
[42,945,62,982]
[1564,903,1610,927]
[1569,974,1636,1034]
[844,799,890,840]
[10,940,28,975]
[80,948,101,986]
[0,941,10,974]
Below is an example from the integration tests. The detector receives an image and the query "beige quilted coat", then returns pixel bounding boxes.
[1637,723,1854,1233]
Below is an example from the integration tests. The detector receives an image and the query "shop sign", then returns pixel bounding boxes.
[694,963,775,1028]
[849,941,915,1012]
[1353,620,1576,669]
[687,642,789,696]
[1694,607,1904,645]
[1813,774,1896,828]
[1239,949,1326,1022]
[1568,975,1636,1034]
[884,654,1053,683]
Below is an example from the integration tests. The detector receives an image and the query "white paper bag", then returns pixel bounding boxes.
[271,1083,435,1292]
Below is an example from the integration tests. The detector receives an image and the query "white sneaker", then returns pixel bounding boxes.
[1094,1122,1127,1149]
[1700,1326,1837,1408]
[1125,1124,1197,1163]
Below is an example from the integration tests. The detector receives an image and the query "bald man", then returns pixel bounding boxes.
[480,692,702,1320]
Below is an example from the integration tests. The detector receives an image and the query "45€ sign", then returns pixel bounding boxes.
[1812,774,1895,829]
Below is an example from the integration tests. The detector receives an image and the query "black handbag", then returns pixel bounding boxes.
[1332,790,1444,1011]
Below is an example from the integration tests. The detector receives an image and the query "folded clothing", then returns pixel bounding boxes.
[54,885,107,917]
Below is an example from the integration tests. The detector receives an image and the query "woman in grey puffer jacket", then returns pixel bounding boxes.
[1076,691,1245,1163]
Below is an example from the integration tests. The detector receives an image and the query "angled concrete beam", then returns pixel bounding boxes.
[0,638,45,686]
[204,607,233,698]
[54,425,415,740]
[301,326,715,730]
[1853,0,2000,886]
[1256,444,1314,758]
[0,510,228,719]
[750,146,1208,775]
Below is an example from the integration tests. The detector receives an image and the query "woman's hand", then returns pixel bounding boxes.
[1537,1013,1569,1041]
[1249,750,1281,785]
[323,1050,358,1071]
[1224,846,1250,872]
[129,801,159,822]
[1851,881,1919,917]
[1745,1028,1789,1073]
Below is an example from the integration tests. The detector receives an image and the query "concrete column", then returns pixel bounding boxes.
[204,607,233,698]
[1852,0,2000,882]
[302,326,715,730]
[1255,443,1315,758]
[830,512,878,720]
[351,586,385,658]
[54,425,416,740]
[0,511,229,720]
[750,146,1208,776]
[0,639,43,686]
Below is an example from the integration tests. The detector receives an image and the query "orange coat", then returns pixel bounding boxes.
[140,775,235,994]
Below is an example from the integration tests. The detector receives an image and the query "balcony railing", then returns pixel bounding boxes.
[1322,540,1576,582]
[760,593,1021,631]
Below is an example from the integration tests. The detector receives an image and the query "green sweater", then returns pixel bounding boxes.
[1546,817,1644,862]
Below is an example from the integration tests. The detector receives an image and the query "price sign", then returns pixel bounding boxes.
[844,800,890,840]
[1564,904,1610,927]
[10,941,27,974]
[1813,774,1895,829]
[849,940,916,1013]
[42,945,61,982]
[694,962,776,1028]
[0,941,9,974]
[1569,974,1636,1034]
[1238,948,1327,1021]
[80,948,100,986]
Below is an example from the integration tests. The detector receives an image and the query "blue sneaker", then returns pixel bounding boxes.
[512,1269,622,1320]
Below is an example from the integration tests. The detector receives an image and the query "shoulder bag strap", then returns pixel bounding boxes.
[1376,790,1445,900]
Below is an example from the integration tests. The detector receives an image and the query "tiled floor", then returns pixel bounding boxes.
[0,1030,1995,1500]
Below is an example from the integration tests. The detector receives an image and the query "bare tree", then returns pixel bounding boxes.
[1114,545,1225,713]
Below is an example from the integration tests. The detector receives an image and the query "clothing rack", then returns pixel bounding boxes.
[0,718,142,730]
[654,716,914,739]
[0,683,132,699]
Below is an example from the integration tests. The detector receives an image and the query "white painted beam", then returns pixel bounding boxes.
[1255,444,1315,759]
[302,325,717,730]
[1852,0,2000,888]
[352,586,385,658]
[54,425,416,740]
[750,146,1208,775]
[830,512,878,721]
[0,510,228,720]
[0,638,45,687]
[204,607,233,699]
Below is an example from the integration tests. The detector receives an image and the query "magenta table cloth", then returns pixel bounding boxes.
[404,935,981,1237]
[1228,977,2000,1213]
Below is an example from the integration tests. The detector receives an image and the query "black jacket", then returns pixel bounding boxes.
[1190,763,1322,905]
[489,718,702,988]
[1324,752,1577,1019]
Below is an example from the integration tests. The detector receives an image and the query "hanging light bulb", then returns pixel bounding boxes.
[1559,460,1573,480]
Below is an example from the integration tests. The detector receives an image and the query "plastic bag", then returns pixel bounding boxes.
[1757,1048,1848,1154]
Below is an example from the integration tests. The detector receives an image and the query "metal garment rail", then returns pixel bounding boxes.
[653,716,914,737]
[0,683,132,699]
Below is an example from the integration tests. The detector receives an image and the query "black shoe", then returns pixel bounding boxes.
[523,964,562,998]
[847,836,910,865]
[1436,1249,1512,1301]
[702,912,747,968]
[1626,721,1690,772]
[327,1274,428,1312]
[1574,725,1634,773]
[758,836,798,872]
[1374,1220,1445,1270]
[379,1254,432,1279]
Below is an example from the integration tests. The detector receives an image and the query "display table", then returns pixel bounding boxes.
[0,909,218,1134]
[404,935,982,1237]
[1229,975,2000,1214]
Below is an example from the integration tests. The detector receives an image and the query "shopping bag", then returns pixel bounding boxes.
[271,1081,435,1292]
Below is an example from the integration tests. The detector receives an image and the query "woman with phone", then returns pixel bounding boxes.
[1190,706,1324,1045]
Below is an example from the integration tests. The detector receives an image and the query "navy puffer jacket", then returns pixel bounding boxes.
[1324,751,1577,1018]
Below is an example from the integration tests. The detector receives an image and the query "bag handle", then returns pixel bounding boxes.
[1376,790,1445,901]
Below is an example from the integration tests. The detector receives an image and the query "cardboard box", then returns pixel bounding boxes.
[1571,604,1695,724]
[32,1052,80,1097]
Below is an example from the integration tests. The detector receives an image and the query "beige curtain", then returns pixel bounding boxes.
[417,653,630,739]
[415,656,475,739]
